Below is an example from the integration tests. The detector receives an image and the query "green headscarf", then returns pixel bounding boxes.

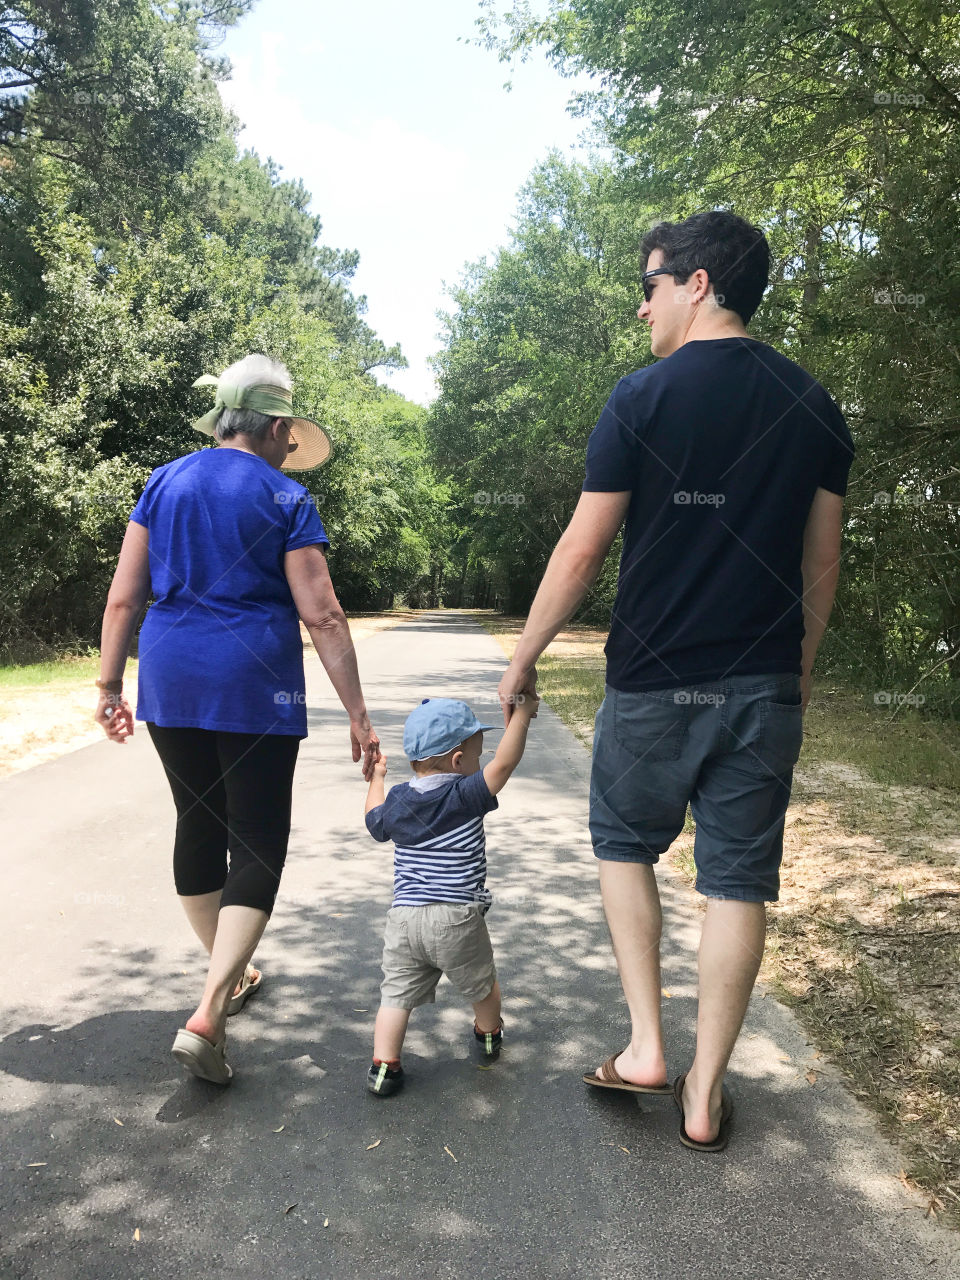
[191,372,332,471]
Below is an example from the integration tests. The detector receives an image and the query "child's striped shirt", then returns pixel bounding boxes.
[365,770,498,907]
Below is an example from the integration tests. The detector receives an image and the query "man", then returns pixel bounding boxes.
[497,210,854,1151]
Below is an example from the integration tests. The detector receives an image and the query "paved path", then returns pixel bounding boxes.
[2,612,957,1279]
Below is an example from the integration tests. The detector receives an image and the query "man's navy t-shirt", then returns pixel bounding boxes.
[582,337,854,691]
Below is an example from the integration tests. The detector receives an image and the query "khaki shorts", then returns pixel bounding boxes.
[380,903,497,1010]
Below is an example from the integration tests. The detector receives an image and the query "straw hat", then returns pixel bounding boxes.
[192,372,332,471]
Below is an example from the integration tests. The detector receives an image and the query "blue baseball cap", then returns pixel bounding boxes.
[403,698,497,761]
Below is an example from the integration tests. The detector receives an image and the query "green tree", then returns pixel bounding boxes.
[430,154,650,614]
[0,1,439,655]
[475,1,960,699]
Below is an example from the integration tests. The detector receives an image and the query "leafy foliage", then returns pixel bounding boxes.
[439,0,960,703]
[0,1,444,657]
[430,154,646,613]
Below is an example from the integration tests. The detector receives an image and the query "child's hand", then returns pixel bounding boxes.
[372,751,388,778]
[514,691,540,720]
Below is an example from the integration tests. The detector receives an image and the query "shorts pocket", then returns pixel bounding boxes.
[748,696,804,779]
[612,688,688,763]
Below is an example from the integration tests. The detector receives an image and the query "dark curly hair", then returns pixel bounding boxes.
[640,211,770,324]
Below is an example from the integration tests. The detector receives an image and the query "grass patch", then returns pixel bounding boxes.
[0,655,115,688]
[802,685,960,792]
[535,654,605,741]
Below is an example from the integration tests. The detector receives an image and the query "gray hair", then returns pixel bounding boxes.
[214,353,292,442]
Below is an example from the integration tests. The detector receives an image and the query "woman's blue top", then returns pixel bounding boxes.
[129,448,329,737]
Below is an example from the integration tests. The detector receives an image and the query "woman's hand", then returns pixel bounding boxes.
[95,691,135,743]
[350,714,381,781]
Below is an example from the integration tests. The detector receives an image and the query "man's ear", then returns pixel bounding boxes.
[693,267,712,303]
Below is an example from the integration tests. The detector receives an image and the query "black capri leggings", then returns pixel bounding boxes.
[146,724,300,916]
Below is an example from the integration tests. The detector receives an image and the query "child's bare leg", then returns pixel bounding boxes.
[473,979,502,1033]
[373,1005,411,1061]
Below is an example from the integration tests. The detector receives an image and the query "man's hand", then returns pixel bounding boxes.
[95,691,135,743]
[350,714,381,781]
[498,662,538,726]
[800,672,812,713]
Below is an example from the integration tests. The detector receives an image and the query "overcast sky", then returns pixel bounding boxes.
[216,0,594,404]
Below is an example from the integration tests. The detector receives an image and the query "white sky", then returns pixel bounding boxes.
[216,0,593,404]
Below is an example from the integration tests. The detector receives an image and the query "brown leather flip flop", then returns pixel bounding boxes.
[673,1072,733,1152]
[582,1053,674,1095]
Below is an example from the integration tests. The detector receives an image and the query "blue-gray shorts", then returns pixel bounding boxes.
[589,674,804,902]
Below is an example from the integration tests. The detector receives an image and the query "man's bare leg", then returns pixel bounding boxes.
[682,898,766,1143]
[594,861,668,1087]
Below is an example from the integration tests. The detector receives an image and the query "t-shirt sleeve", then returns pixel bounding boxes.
[129,469,160,527]
[365,803,390,842]
[285,493,330,552]
[457,770,499,818]
[582,378,645,492]
[817,396,856,497]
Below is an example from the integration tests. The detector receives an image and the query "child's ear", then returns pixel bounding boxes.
[451,749,464,772]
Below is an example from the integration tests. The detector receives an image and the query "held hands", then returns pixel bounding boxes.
[95,691,135,743]
[498,662,538,726]
[512,689,540,721]
[350,713,382,782]
[372,751,388,779]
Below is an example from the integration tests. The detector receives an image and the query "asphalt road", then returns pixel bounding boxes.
[2,611,957,1279]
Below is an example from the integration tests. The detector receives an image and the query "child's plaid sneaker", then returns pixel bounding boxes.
[367,1058,404,1096]
[473,1018,503,1063]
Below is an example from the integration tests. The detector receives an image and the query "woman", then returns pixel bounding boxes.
[95,354,380,1084]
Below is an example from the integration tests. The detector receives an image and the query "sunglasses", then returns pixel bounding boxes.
[641,267,675,302]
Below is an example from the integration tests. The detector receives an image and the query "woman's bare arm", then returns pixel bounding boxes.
[284,543,380,777]
[96,521,151,741]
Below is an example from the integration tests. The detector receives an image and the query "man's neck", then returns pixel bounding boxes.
[680,310,751,347]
